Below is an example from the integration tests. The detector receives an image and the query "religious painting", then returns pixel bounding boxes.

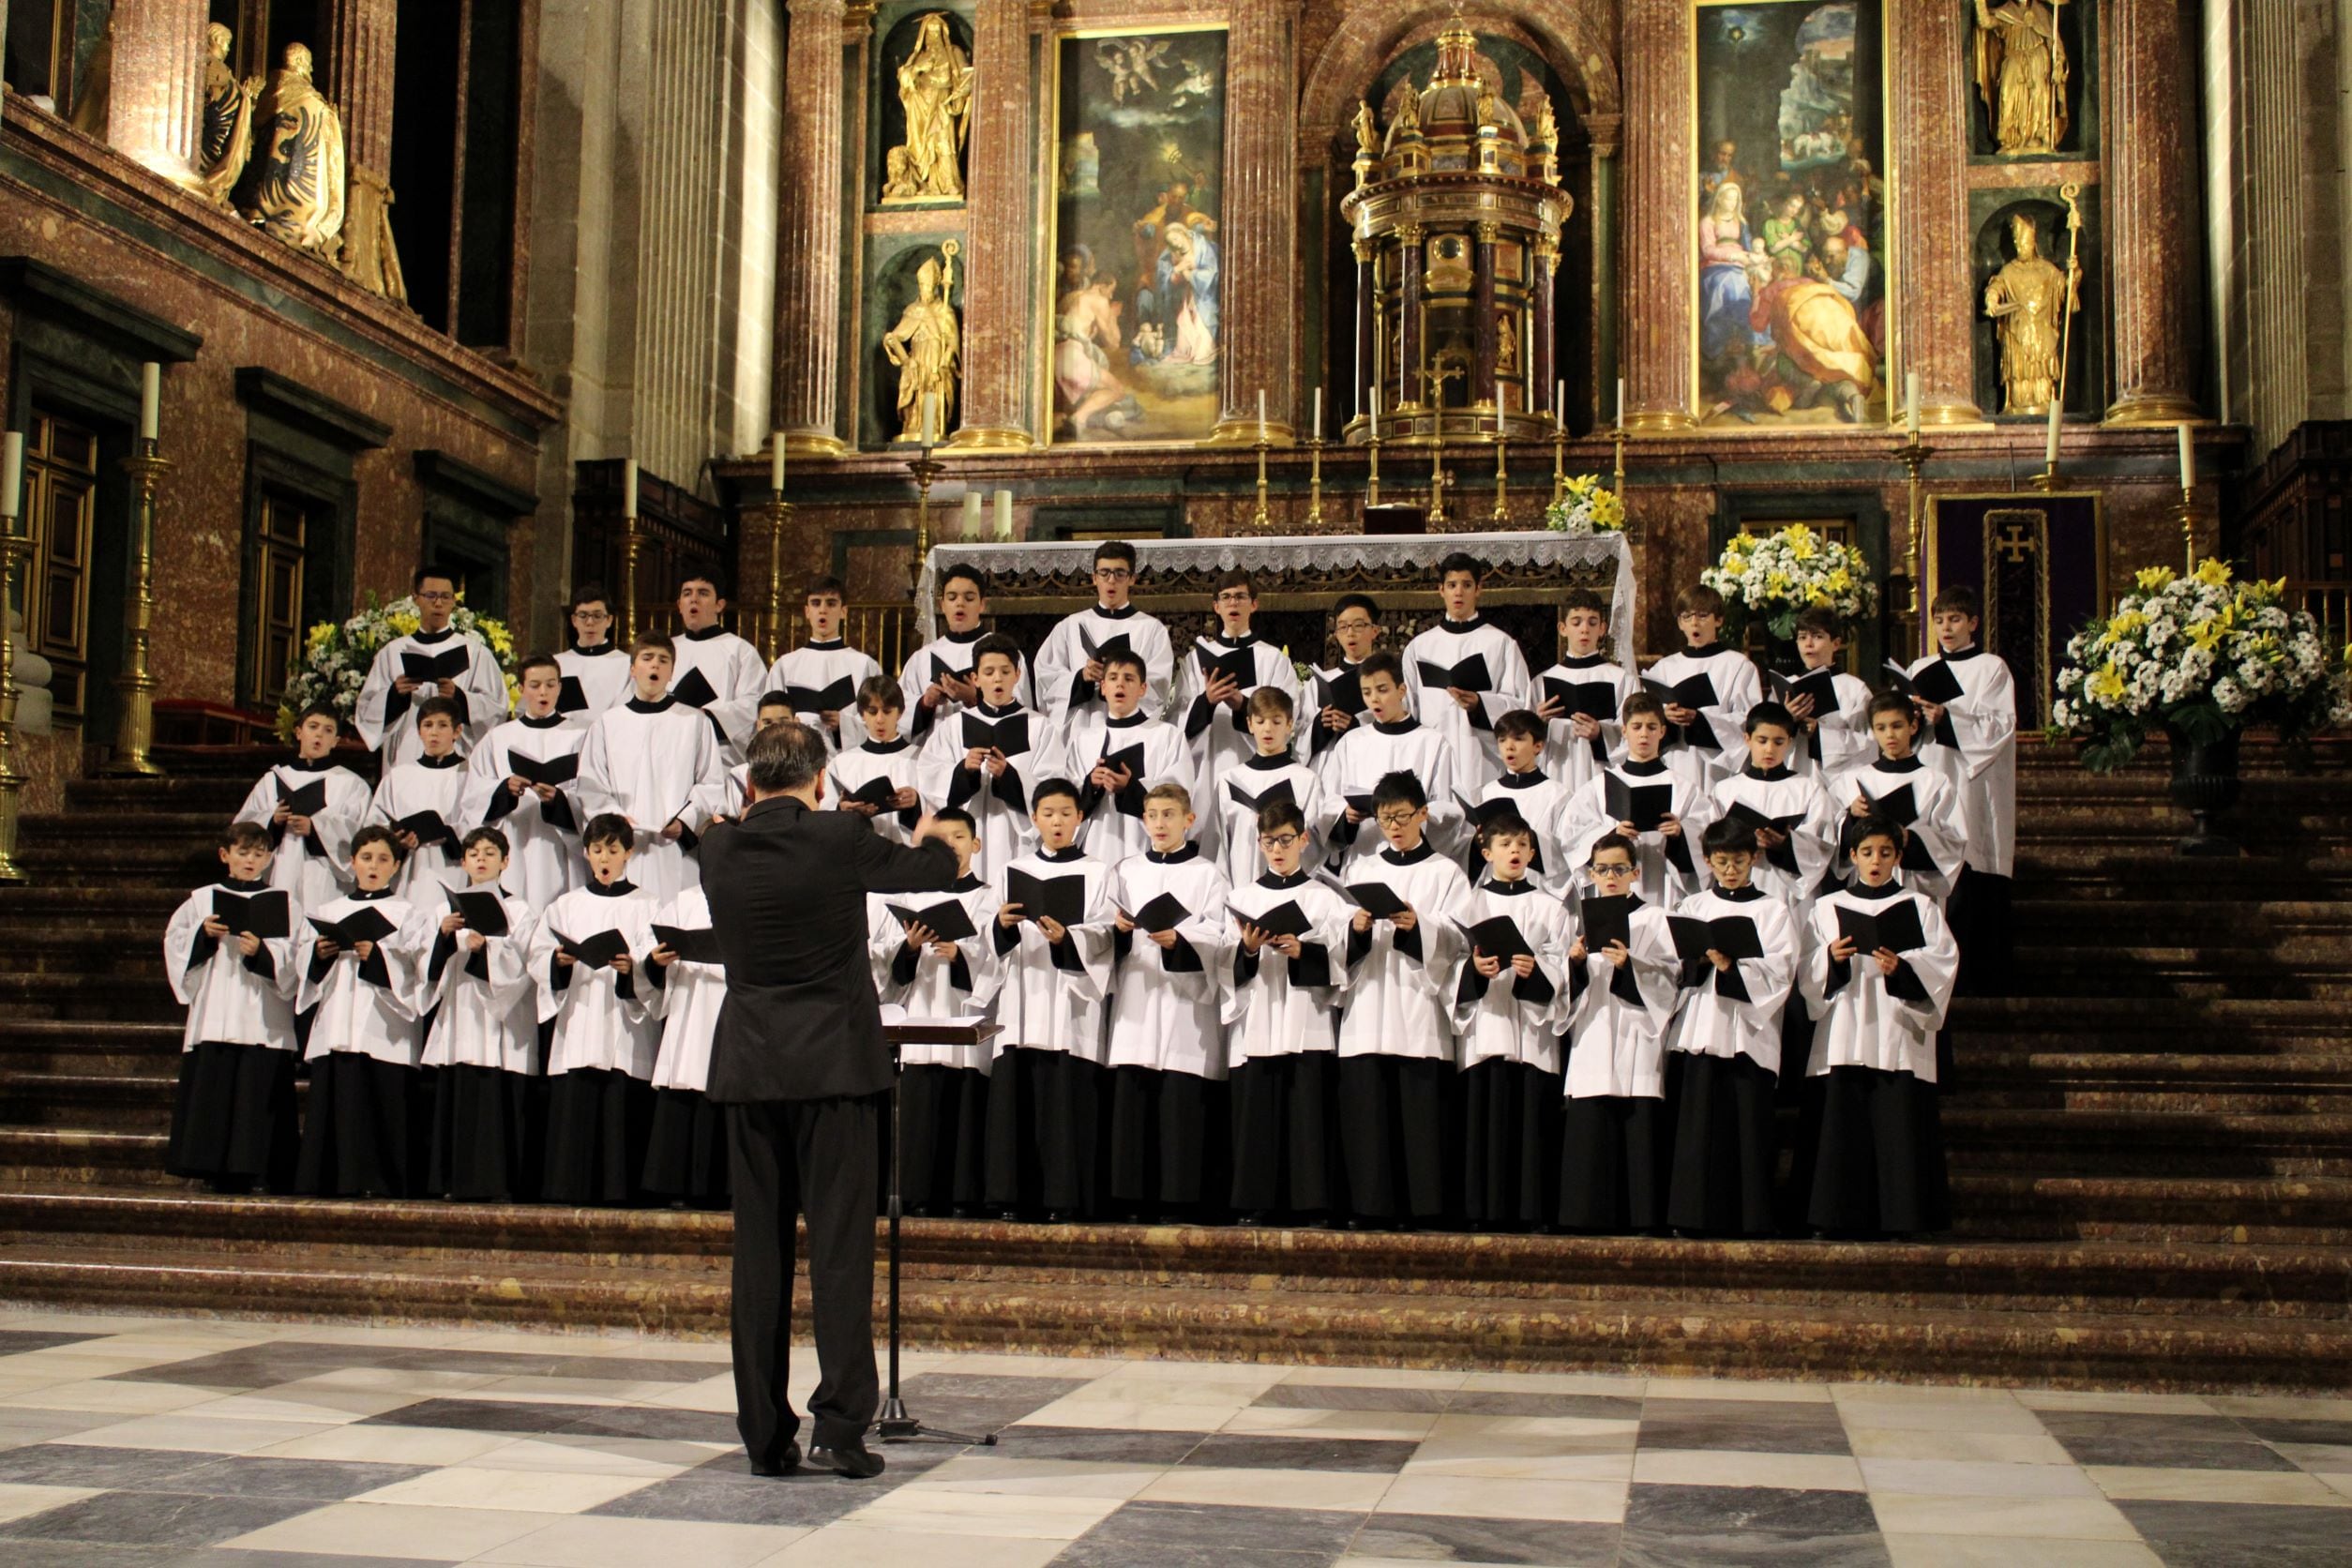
[1930,491,2107,728]
[1047,25,1228,445]
[1694,1,1888,429]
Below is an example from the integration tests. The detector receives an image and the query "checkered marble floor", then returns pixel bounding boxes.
[0,1312,2344,1566]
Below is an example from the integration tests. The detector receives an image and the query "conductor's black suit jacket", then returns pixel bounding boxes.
[700,794,957,1104]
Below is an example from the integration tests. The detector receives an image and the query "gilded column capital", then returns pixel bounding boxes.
[1475,220,1500,244]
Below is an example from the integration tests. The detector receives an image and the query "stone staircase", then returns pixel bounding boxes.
[0,741,2348,1392]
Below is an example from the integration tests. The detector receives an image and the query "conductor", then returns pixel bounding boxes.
[701,720,957,1479]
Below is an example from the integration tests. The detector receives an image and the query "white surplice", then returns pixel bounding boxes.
[574,697,727,904]
[1335,844,1474,1064]
[1033,604,1176,725]
[233,761,371,911]
[1107,848,1233,1079]
[766,640,885,752]
[1318,716,1466,870]
[1801,882,1961,1082]
[163,881,308,1050]
[1665,885,1798,1073]
[419,886,538,1074]
[1222,872,1353,1062]
[1448,879,1572,1073]
[988,848,1118,1063]
[528,881,660,1078]
[354,627,510,766]
[1560,897,1681,1100]
[296,893,430,1067]
[1401,616,1533,792]
[367,755,471,899]
[456,716,586,908]
[1908,646,2017,879]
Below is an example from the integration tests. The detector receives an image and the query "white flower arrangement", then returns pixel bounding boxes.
[277,592,520,741]
[1697,523,1878,640]
[2050,560,2349,772]
[1543,475,1626,537]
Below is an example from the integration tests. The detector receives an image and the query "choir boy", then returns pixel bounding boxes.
[1306,593,1383,761]
[458,655,584,908]
[555,584,632,727]
[1645,584,1760,781]
[354,566,510,765]
[1557,835,1681,1233]
[1175,570,1305,799]
[530,812,660,1205]
[826,676,923,845]
[164,822,309,1192]
[1561,692,1711,906]
[667,572,771,756]
[1215,688,1337,890]
[917,633,1048,869]
[295,824,430,1197]
[1226,799,1354,1224]
[1066,649,1198,867]
[1321,651,1462,871]
[1033,538,1175,724]
[698,691,797,827]
[1908,585,2016,992]
[1402,552,1533,792]
[872,809,1002,1215]
[369,697,470,897]
[1470,710,1576,900]
[1106,782,1234,1221]
[234,703,369,912]
[1335,770,1474,1230]
[1832,694,1967,903]
[986,778,1119,1220]
[575,634,728,903]
[1452,810,1571,1231]
[902,564,1029,736]
[641,877,729,1208]
[1779,607,1873,779]
[1707,702,1839,906]
[421,827,540,1201]
[1664,817,1800,1237]
[1532,588,1636,792]
[767,574,883,751]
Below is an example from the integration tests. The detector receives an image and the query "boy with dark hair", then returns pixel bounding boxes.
[697,691,797,827]
[575,634,728,902]
[369,696,471,897]
[668,571,771,757]
[458,654,585,908]
[1708,701,1838,906]
[641,864,729,1209]
[1176,569,1305,803]
[354,565,511,765]
[1470,709,1575,900]
[916,632,1048,867]
[1908,584,2016,992]
[1033,538,1175,725]
[1779,606,1872,778]
[421,826,541,1201]
[1214,686,1335,889]
[1319,651,1463,871]
[1645,583,1760,782]
[555,584,631,726]
[1532,587,1636,792]
[1452,809,1571,1231]
[1065,647,1199,867]
[903,564,1030,733]
[825,675,923,845]
[1560,691,1711,906]
[767,574,884,751]
[1558,834,1681,1233]
[234,703,370,912]
[1832,692,1967,902]
[1402,552,1533,792]
[295,822,430,1198]
[1307,593,1383,759]
[164,821,309,1192]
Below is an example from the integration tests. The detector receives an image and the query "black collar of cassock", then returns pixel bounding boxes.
[1743,763,1794,782]
[1498,769,1548,790]
[1106,712,1148,729]
[1678,641,1736,658]
[1372,716,1418,736]
[286,756,336,773]
[681,625,728,642]
[862,736,910,755]
[1145,844,1199,865]
[1380,841,1436,866]
[1556,653,1609,669]
[1092,603,1137,620]
[626,696,677,714]
[1618,758,1668,777]
[585,878,639,897]
[950,873,985,892]
[217,876,268,893]
[1875,754,1923,774]
[976,699,1024,718]
[415,752,462,769]
[1713,883,1767,902]
[1038,845,1086,864]
[802,638,846,651]
[1259,869,1311,889]
[412,626,455,645]
[520,713,565,730]
[940,626,984,644]
[1849,878,1907,900]
[350,885,396,901]
[1482,878,1537,896]
[569,641,619,656]
[1244,752,1292,772]
[1940,645,1982,662]
[1439,615,1485,635]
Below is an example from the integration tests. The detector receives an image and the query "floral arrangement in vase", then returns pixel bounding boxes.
[1697,523,1877,640]
[1543,475,1626,536]
[276,592,520,741]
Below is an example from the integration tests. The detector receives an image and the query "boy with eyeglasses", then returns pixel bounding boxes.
[1306,594,1383,761]
[1033,538,1175,726]
[354,565,511,765]
[555,584,632,726]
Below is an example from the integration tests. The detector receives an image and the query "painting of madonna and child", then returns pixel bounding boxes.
[1697,0,1889,429]
[1050,27,1229,445]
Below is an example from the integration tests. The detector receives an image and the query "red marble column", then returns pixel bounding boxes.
[1531,237,1556,421]
[1212,0,1300,444]
[1618,0,1695,430]
[2104,0,2201,424]
[774,0,849,455]
[1889,0,1981,423]
[1399,222,1426,409]
[1473,221,1499,409]
[102,0,207,184]
[322,0,403,300]
[950,0,1033,448]
[1352,235,1376,427]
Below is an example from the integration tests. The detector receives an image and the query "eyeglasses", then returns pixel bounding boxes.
[1375,809,1421,828]
[415,589,455,603]
[1334,618,1376,633]
[572,608,611,621]
[1093,566,1134,580]
[1258,831,1303,850]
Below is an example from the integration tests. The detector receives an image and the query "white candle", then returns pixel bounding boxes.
[1258,388,1267,442]
[139,363,159,442]
[1556,379,1567,429]
[2043,399,2061,469]
[1615,377,1626,430]
[622,458,639,520]
[1370,386,1380,440]
[769,433,785,495]
[1905,371,1921,435]
[0,431,22,521]
[962,491,983,538]
[1496,378,1506,415]
[923,394,939,446]
[993,489,1013,540]
[2178,424,2195,490]
[1312,386,1323,438]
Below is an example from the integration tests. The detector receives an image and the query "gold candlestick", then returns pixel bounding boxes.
[103,441,167,776]
[1305,436,1326,532]
[1894,435,1931,663]
[1365,430,1383,508]
[1427,435,1450,528]
[762,495,793,661]
[0,513,29,881]
[2178,485,2197,573]
[1610,423,1628,500]
[1490,425,1511,526]
[1250,436,1273,531]
[1550,419,1568,505]
[906,447,946,590]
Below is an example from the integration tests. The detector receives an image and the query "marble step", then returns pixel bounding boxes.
[1950,1175,2352,1247]
[0,972,181,1023]
[0,1072,182,1128]
[1944,1108,2352,1177]
[0,1021,184,1076]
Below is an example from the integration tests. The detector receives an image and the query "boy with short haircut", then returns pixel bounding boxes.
[1214,687,1335,889]
[1645,584,1761,781]
[1452,810,1571,1231]
[295,823,431,1198]
[164,821,310,1192]
[529,812,660,1205]
[1468,709,1575,900]
[916,632,1048,867]
[1560,692,1711,906]
[697,691,796,827]
[1225,799,1354,1224]
[555,584,632,726]
[869,808,1003,1215]
[1334,770,1475,1229]
[1306,593,1383,761]
[1832,693,1967,902]
[369,696,471,897]
[825,676,923,845]
[1908,585,2017,992]
[667,572,772,757]
[902,565,1029,736]
[1320,651,1464,870]
[458,654,585,908]
[640,872,729,1208]
[354,565,511,765]
[1558,834,1681,1233]
[1106,781,1235,1222]
[1802,815,1960,1238]
[767,574,884,751]
[1707,701,1839,907]
[1402,552,1534,792]
[575,634,728,903]
[1175,569,1305,796]
[1064,648,1199,867]
[421,826,541,1202]
[1776,606,1872,778]
[1033,538,1176,725]
[234,704,370,912]
[1664,817,1801,1237]
[986,778,1120,1220]
[1532,588,1636,792]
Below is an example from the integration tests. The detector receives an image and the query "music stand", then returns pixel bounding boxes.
[878,1019,1003,1447]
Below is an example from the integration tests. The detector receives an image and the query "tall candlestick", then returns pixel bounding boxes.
[139,363,159,443]
[1905,371,1921,435]
[621,459,639,520]
[2178,424,2195,491]
[0,432,21,520]
[962,492,983,538]
[1614,377,1626,431]
[1257,388,1267,443]
[769,433,785,495]
[1311,386,1322,439]
[993,489,1013,541]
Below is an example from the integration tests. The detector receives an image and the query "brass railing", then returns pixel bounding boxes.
[776,603,920,678]
[2285,580,2351,650]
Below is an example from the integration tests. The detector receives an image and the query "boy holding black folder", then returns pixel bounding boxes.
[1033,538,1176,724]
[1452,811,1571,1231]
[1319,651,1463,870]
[903,565,1030,737]
[987,778,1120,1220]
[1663,817,1800,1237]
[1707,702,1838,907]
[555,585,632,727]
[1644,584,1759,782]
[1401,552,1532,792]
[1802,816,1960,1237]
[369,697,471,897]
[575,634,728,903]
[295,824,431,1198]
[1832,693,1967,902]
[1465,710,1575,900]
[1774,607,1872,779]
[529,812,660,1205]
[826,676,924,845]
[1175,570,1305,799]
[421,828,541,1201]
[1558,835,1681,1233]
[1307,594,1384,760]
[1065,649,1198,867]
[1226,799,1354,1224]
[459,656,585,907]
[767,575,883,751]
[354,566,511,765]
[164,821,310,1192]
[640,878,730,1208]
[1905,586,2017,992]
[1214,688,1334,889]
[1532,588,1636,792]
[1561,692,1711,906]
[234,704,371,912]
[668,573,772,758]
[919,633,1051,869]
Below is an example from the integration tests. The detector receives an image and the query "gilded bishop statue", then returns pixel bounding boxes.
[1973,0,2071,156]
[882,243,961,442]
[1983,212,2079,415]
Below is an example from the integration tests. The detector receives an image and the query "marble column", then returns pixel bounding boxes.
[1353,236,1377,424]
[322,0,405,301]
[1473,221,1500,408]
[1399,222,1426,409]
[1212,0,1300,444]
[1587,114,1621,430]
[1618,0,1694,429]
[2104,0,2201,424]
[1531,237,1557,420]
[1889,0,1981,423]
[101,0,207,185]
[950,0,1032,448]
[773,0,849,456]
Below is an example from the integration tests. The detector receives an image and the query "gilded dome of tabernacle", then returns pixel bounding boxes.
[1380,18,1533,176]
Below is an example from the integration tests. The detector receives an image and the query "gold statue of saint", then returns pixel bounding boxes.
[236,43,346,255]
[1983,212,2078,415]
[882,243,960,442]
[1973,0,2070,156]
[197,23,256,205]
[1353,101,1380,159]
[882,13,973,204]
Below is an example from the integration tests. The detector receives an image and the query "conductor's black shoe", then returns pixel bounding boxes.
[747,1439,803,1476]
[807,1441,886,1479]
